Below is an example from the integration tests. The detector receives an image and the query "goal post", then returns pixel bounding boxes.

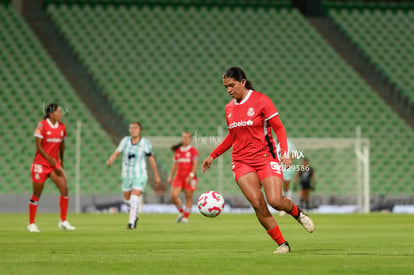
[289,134,370,213]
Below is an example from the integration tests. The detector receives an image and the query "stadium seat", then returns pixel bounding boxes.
[0,4,120,195]
[328,6,414,103]
[40,2,414,197]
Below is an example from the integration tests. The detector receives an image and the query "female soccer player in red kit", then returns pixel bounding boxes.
[202,67,314,254]
[168,131,199,223]
[28,103,75,232]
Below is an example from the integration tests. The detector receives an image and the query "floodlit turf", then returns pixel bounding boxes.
[1,213,413,274]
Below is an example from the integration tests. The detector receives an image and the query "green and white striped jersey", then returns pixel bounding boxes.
[116,136,153,178]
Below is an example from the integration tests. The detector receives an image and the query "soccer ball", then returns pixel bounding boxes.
[197,191,225,218]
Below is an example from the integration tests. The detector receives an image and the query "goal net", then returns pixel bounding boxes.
[147,128,370,213]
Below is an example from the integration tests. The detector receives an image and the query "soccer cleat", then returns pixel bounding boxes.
[273,241,290,254]
[58,220,76,231]
[127,223,134,230]
[27,223,40,233]
[296,211,314,233]
[133,217,139,229]
[279,210,286,216]
[180,217,188,224]
[176,213,184,223]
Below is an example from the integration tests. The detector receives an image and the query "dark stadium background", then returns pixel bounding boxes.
[1,0,413,213]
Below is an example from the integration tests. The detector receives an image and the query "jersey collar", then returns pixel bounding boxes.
[130,136,141,145]
[234,90,253,105]
[46,118,59,129]
[180,145,192,151]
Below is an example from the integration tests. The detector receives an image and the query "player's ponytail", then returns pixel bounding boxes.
[171,143,182,152]
[244,79,254,90]
[44,103,59,119]
[223,67,254,90]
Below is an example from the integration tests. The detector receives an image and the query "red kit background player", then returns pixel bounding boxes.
[28,103,75,232]
[202,67,314,254]
[168,131,199,223]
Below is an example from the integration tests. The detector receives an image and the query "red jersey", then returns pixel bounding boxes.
[32,118,66,167]
[173,145,199,178]
[225,90,279,164]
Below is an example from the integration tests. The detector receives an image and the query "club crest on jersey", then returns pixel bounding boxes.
[186,152,191,157]
[46,131,51,135]
[247,107,255,117]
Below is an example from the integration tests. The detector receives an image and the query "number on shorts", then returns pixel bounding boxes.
[33,164,43,173]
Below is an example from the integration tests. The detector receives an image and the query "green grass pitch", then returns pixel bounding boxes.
[1,213,413,274]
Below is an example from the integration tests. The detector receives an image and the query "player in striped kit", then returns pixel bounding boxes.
[168,131,199,224]
[202,67,314,254]
[107,122,161,229]
[277,138,296,216]
[28,103,76,232]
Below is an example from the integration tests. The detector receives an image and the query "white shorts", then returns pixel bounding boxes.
[121,176,148,192]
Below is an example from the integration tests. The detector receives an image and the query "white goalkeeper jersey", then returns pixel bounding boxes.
[116,136,153,178]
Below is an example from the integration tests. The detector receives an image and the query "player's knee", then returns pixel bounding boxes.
[170,192,178,201]
[267,197,284,211]
[250,198,267,212]
[59,185,68,196]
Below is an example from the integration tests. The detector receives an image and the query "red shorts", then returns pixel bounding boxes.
[232,159,283,182]
[31,163,62,183]
[172,177,198,191]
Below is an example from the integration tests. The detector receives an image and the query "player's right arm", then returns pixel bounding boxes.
[202,134,233,172]
[106,150,121,167]
[168,162,177,184]
[35,137,57,167]
[107,137,127,166]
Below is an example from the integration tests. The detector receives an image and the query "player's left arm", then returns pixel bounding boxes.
[262,95,288,158]
[59,125,67,167]
[268,115,290,167]
[293,172,299,185]
[168,162,177,184]
[59,139,65,167]
[261,94,290,167]
[269,116,287,153]
[187,154,199,183]
[147,155,161,186]
[310,169,317,190]
[145,140,161,186]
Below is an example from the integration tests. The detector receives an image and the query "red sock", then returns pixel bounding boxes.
[287,202,299,218]
[267,225,286,245]
[29,195,39,224]
[183,211,190,218]
[60,196,69,222]
[177,205,184,213]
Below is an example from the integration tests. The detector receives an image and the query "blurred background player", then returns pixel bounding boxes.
[294,158,316,210]
[168,131,199,224]
[107,122,161,229]
[202,67,314,254]
[28,103,76,232]
[277,138,297,216]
